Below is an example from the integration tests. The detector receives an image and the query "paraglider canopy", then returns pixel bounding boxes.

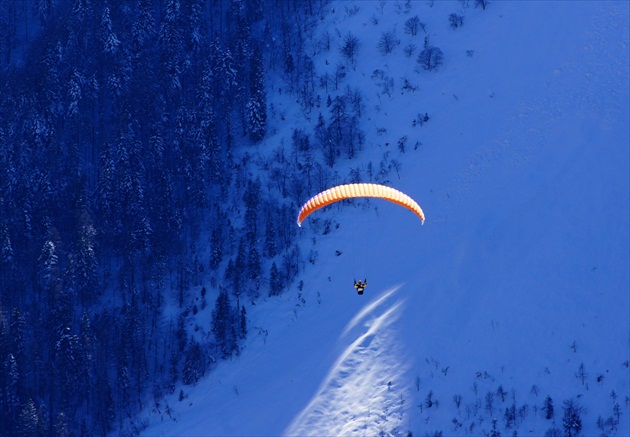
[296,183,424,226]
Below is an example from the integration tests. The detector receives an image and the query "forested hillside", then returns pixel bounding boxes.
[138,0,628,436]
[0,0,337,435]
[4,1,627,436]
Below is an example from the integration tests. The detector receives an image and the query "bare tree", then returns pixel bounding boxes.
[404,15,422,36]
[417,46,443,71]
[475,0,489,10]
[378,30,400,55]
[403,43,416,58]
[449,13,464,29]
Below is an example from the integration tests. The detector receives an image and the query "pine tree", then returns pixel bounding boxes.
[575,363,587,386]
[3,353,20,431]
[247,46,267,141]
[544,426,562,437]
[95,373,114,435]
[158,0,185,95]
[132,0,156,49]
[210,224,224,270]
[340,33,360,67]
[475,0,489,10]
[243,179,260,242]
[504,404,516,429]
[17,398,39,437]
[0,225,15,275]
[269,262,283,296]
[218,48,239,105]
[55,411,70,437]
[211,289,237,358]
[72,212,99,305]
[38,240,59,291]
[543,395,554,420]
[233,238,247,294]
[485,391,495,415]
[246,94,267,142]
[176,313,187,353]
[562,399,583,437]
[239,306,247,339]
[182,338,205,385]
[9,307,26,364]
[449,13,464,29]
[325,97,347,167]
[187,0,207,55]
[489,417,501,437]
[247,245,261,292]
[96,142,117,238]
[98,6,121,54]
[264,213,277,258]
[55,328,82,409]
[78,313,94,395]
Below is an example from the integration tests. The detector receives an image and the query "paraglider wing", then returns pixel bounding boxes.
[296,183,425,226]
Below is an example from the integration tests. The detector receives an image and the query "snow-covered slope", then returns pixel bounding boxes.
[141,1,629,436]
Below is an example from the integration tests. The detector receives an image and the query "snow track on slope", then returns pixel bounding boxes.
[285,287,409,436]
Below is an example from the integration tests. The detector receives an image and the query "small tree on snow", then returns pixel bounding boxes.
[489,418,501,437]
[475,0,489,10]
[449,13,464,29]
[246,92,266,141]
[504,404,516,429]
[496,385,507,402]
[425,390,436,408]
[378,30,400,55]
[575,362,587,386]
[340,33,360,68]
[417,46,443,71]
[485,391,495,415]
[544,426,562,437]
[543,395,554,420]
[404,43,416,58]
[404,15,425,36]
[562,399,583,437]
[239,305,247,339]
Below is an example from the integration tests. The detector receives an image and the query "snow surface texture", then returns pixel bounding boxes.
[141,1,629,436]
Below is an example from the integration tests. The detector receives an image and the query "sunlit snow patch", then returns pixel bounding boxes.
[285,287,410,436]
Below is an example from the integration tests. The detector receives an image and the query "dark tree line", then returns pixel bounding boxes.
[0,0,328,435]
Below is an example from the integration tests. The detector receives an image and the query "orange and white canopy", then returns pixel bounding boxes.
[297,183,424,227]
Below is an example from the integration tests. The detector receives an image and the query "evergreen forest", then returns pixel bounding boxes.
[0,0,338,434]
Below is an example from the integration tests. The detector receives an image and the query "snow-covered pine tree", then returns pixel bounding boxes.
[269,262,283,296]
[182,338,205,385]
[2,353,20,434]
[562,399,583,437]
[246,45,267,142]
[211,289,238,358]
[16,398,39,437]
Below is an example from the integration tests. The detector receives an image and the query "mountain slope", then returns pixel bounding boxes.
[141,1,629,435]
